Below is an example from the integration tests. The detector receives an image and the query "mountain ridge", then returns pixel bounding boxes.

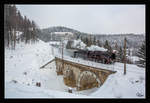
[37,26,145,50]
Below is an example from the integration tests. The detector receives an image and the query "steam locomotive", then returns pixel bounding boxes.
[73,50,116,64]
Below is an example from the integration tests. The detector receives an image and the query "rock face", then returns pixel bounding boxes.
[55,57,116,91]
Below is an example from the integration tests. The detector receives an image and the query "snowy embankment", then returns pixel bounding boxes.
[5,40,91,98]
[5,40,145,98]
[5,40,54,85]
[90,62,145,98]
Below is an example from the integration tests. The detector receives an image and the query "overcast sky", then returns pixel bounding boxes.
[16,5,145,34]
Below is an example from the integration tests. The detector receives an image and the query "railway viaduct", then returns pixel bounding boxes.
[55,57,116,91]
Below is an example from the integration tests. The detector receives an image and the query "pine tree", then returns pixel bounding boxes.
[104,40,109,48]
[4,4,10,47]
[27,19,32,43]
[13,5,17,49]
[97,40,102,47]
[23,16,28,43]
[136,41,146,68]
[104,40,112,52]
[66,40,73,49]
[87,35,93,47]
[118,46,124,62]
[93,36,96,45]
[115,42,118,50]
[8,5,17,49]
[4,4,39,49]
[84,37,89,47]
[31,20,39,43]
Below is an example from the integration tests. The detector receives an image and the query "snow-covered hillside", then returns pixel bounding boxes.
[5,40,71,98]
[5,40,145,98]
[91,62,145,98]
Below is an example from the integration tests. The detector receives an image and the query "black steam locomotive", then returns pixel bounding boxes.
[73,50,116,64]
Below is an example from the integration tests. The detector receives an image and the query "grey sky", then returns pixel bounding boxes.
[16,5,145,34]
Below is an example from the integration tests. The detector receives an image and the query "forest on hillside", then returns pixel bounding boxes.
[4,4,39,49]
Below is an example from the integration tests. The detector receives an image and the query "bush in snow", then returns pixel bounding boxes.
[23,72,27,75]
[68,88,72,93]
[139,76,144,83]
[10,56,13,59]
[36,82,41,87]
[12,80,18,83]
[136,92,144,97]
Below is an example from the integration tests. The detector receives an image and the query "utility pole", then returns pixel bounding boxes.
[124,37,126,75]
[61,40,64,73]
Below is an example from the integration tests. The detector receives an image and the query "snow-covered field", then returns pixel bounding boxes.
[5,40,145,98]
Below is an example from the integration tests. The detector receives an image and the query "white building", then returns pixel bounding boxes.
[50,32,74,41]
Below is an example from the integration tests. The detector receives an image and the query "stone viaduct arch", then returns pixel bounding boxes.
[55,57,116,91]
[77,71,101,90]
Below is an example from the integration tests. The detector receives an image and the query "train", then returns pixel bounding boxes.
[73,50,116,64]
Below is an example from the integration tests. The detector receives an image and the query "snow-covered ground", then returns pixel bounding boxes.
[90,62,145,98]
[5,40,145,98]
[127,56,140,64]
[5,81,90,98]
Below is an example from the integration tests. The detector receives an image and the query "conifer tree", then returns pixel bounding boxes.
[104,40,109,48]
[116,46,124,62]
[104,40,112,52]
[4,4,39,49]
[115,42,118,50]
[93,36,96,45]
[97,40,102,47]
[136,41,146,68]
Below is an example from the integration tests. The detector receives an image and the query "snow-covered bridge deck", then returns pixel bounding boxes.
[55,55,116,71]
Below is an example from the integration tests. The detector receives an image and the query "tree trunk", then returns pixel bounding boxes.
[124,38,126,75]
